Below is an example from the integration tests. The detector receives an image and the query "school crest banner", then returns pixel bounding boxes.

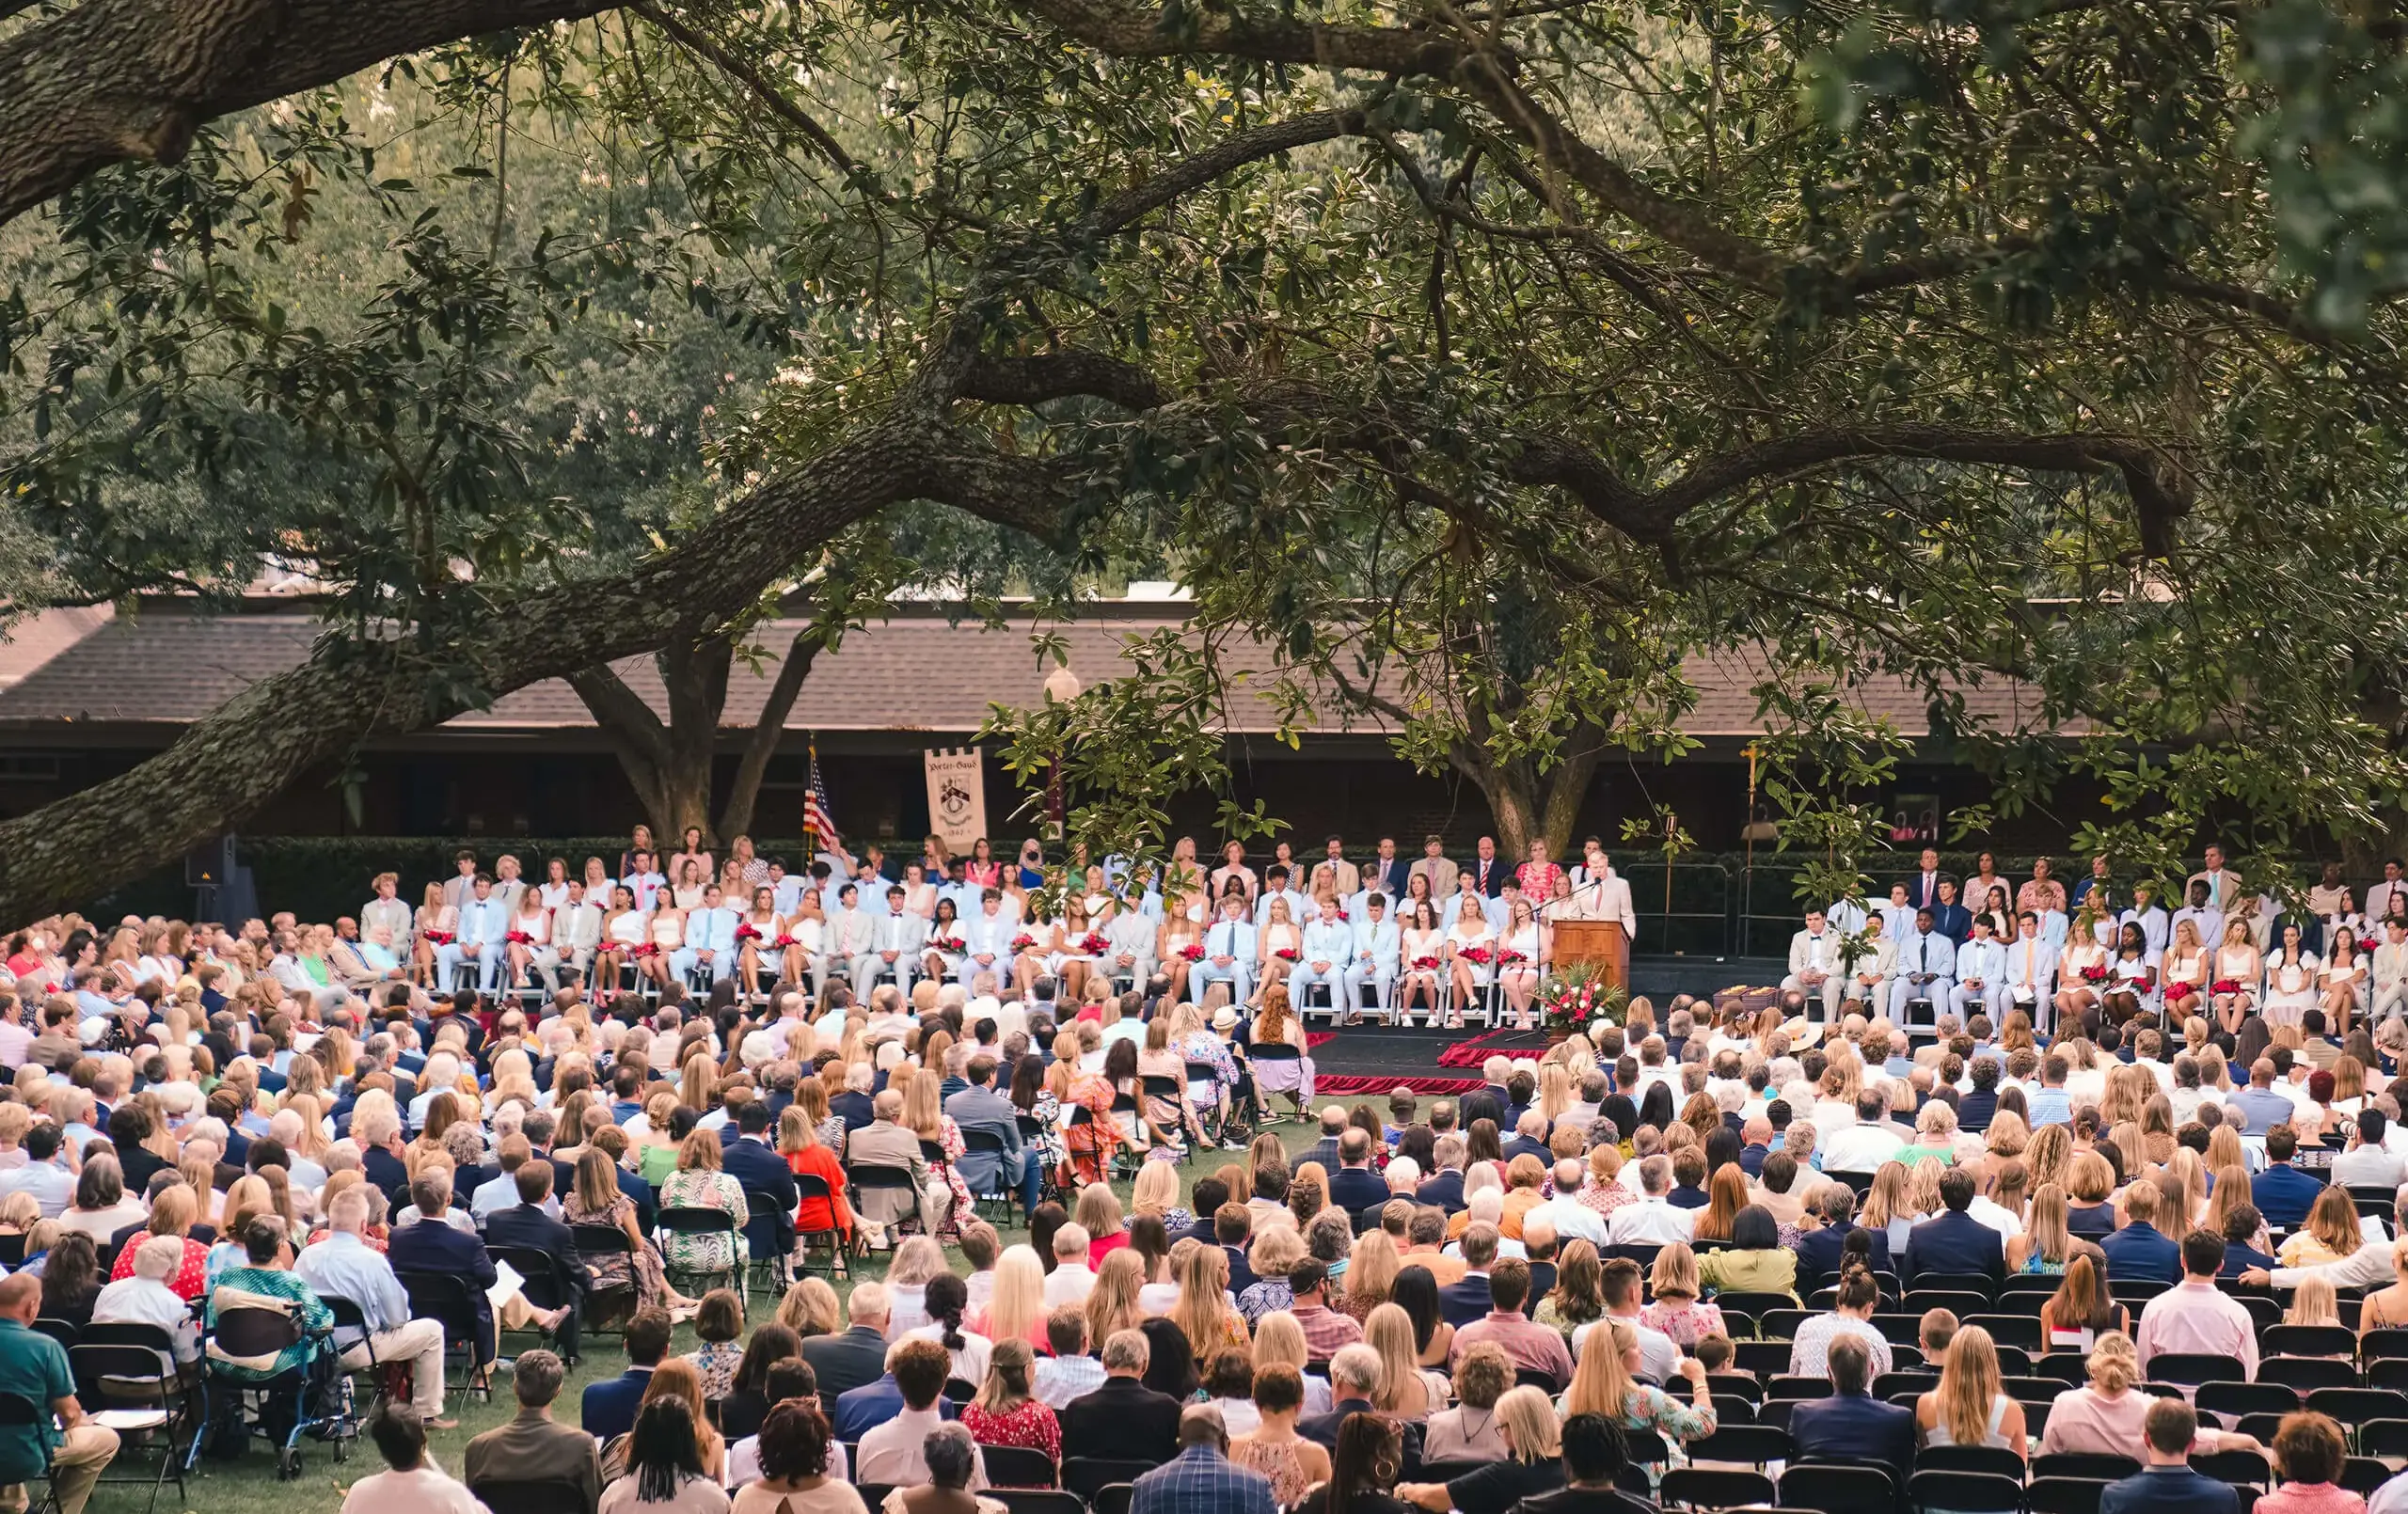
[923,748,988,851]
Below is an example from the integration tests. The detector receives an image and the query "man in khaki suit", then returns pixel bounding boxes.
[2374,920,2408,1024]
[1408,835,1458,905]
[1317,836,1362,898]
[847,1089,949,1237]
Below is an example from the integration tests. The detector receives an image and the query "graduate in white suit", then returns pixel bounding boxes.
[2001,913,2061,1030]
[1837,913,1896,1014]
[442,876,512,992]
[1781,909,1843,1019]
[1950,917,2007,1019]
[554,880,604,986]
[850,884,927,1001]
[1345,894,1402,1022]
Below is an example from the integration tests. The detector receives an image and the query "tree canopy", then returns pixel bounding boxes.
[7,0,2408,916]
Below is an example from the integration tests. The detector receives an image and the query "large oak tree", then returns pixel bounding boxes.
[7,0,2408,917]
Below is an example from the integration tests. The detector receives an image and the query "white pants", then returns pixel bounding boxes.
[671,947,737,985]
[1891,974,1952,1021]
[436,942,503,991]
[1839,975,1890,1012]
[1343,963,1395,1012]
[851,951,913,1002]
[1192,960,1251,1006]
[342,1317,448,1419]
[1289,962,1345,1007]
[1950,981,2005,1018]
[2375,982,2408,1022]
[517,943,562,990]
[1781,972,1843,1019]
[958,954,1007,992]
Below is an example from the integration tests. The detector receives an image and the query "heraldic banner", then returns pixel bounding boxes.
[923,748,989,853]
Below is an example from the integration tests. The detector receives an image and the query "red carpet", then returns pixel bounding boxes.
[1434,1026,1527,1067]
[1312,1074,1485,1096]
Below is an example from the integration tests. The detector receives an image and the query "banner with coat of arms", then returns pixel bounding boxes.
[924,748,989,851]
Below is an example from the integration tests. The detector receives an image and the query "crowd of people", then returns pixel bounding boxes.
[0,838,2403,1514]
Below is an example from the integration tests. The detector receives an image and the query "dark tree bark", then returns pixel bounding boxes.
[567,620,826,847]
[0,0,616,227]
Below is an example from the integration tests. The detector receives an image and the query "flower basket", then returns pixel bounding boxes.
[1539,963,1628,1042]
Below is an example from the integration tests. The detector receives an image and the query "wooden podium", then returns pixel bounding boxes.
[1551,919,1627,987]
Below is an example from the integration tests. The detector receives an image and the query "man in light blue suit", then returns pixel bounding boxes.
[440,875,512,992]
[1292,902,1354,1015]
[673,883,742,985]
[1193,894,1258,1006]
[1345,893,1401,1022]
[959,890,1017,990]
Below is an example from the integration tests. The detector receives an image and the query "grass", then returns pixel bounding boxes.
[121,1111,1354,1514]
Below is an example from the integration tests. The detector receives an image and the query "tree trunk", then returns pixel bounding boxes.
[1482,768,1541,859]
[715,627,824,843]
[0,412,1055,923]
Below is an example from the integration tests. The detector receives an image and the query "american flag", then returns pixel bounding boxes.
[802,740,841,851]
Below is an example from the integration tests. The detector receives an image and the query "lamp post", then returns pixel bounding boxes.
[1042,662,1083,839]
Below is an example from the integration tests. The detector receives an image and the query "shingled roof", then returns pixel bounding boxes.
[0,601,2067,741]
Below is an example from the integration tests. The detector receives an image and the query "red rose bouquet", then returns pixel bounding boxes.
[734,923,762,942]
[930,936,962,954]
[774,932,799,949]
[2211,977,2242,996]
[505,929,532,944]
[1497,949,1528,967]
[1181,943,1206,961]
[1275,947,1299,961]
[1011,933,1038,952]
[2080,964,2108,984]
[634,941,660,957]
[1461,945,1493,966]
[1080,931,1109,955]
[424,930,455,945]
[1411,954,1440,970]
[2365,935,2384,953]
[2165,980,2196,1002]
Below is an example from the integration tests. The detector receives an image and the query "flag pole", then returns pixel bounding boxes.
[804,733,819,860]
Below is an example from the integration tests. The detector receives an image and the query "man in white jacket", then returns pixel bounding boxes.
[1782,909,1842,1021]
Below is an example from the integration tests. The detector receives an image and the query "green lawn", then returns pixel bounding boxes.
[119,1113,1351,1514]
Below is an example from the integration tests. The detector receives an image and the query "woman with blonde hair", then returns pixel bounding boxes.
[2281,1186,2368,1270]
[2207,1163,2272,1254]
[1690,1167,1750,1244]
[1339,1230,1402,1324]
[1365,1303,1448,1419]
[1074,1183,1129,1267]
[1559,1320,1717,1442]
[1250,1308,1333,1414]
[1640,1243,1726,1348]
[1861,1161,1914,1254]
[2064,1152,2117,1240]
[774,1276,842,1340]
[2007,1184,2081,1276]
[2037,1331,2199,1458]
[2039,1254,2125,1352]
[2158,1147,2209,1230]
[1400,1384,1561,1509]
[1983,1110,2030,1161]
[1915,1325,2025,1455]
[970,1244,1050,1351]
[1170,1241,1248,1361]
[1084,1248,1148,1348]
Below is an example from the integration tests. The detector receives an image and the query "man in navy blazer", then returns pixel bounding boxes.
[2250,1126,2325,1230]
[1794,1190,1892,1290]
[1437,1225,1499,1326]
[719,1099,800,1261]
[2099,1398,2241,1514]
[1927,881,1973,945]
[581,1308,671,1439]
[386,1172,499,1367]
[1325,1130,1390,1213]
[1901,1169,2004,1289]
[2099,1182,2186,1285]
[482,1163,588,1363]
[1416,1160,1467,1215]
[1787,1336,1914,1482]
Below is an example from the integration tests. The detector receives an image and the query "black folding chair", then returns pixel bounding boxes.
[0,1392,56,1514]
[652,1205,742,1295]
[2258,1356,2358,1394]
[789,1173,851,1279]
[2359,1418,2408,1460]
[2197,1380,2298,1419]
[958,1128,1021,1223]
[2260,1324,2358,1360]
[1775,1461,1894,1514]
[992,1493,1084,1514]
[2023,1477,2111,1514]
[1918,1444,2027,1479]
[30,1319,76,1351]
[2032,1452,2140,1481]
[981,1444,1058,1488]
[1907,1470,2023,1513]
[1765,1376,1831,1401]
[396,1270,490,1400]
[2147,1351,2248,1390]
[848,1162,927,1238]
[570,1222,640,1334]
[1064,1459,1155,1499]
[1090,1486,1133,1514]
[2187,1448,2271,1494]
[1686,1424,1790,1467]
[1661,1467,1778,1509]
[1964,1314,2040,1350]
[738,1189,793,1295]
[2342,1457,2393,1496]
[2307,1386,2408,1432]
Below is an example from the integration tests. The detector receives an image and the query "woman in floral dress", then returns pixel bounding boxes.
[901,1068,974,1238]
[1058,1040,1126,1188]
[1011,1050,1066,1179]
[656,1127,751,1288]
[565,1147,695,1313]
